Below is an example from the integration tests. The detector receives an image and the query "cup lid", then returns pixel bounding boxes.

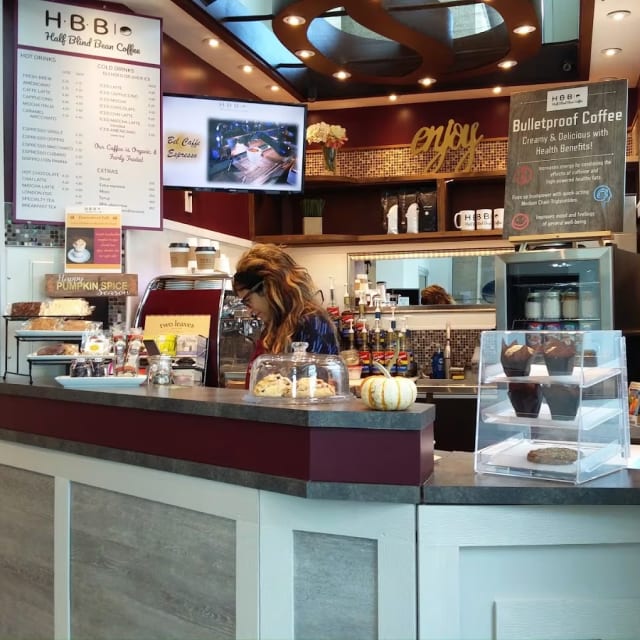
[195,246,216,252]
[169,242,189,248]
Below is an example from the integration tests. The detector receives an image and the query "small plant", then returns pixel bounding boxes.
[302,198,325,217]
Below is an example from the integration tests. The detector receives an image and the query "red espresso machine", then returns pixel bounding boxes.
[134,273,262,387]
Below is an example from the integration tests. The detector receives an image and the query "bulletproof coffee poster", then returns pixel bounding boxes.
[504,80,628,237]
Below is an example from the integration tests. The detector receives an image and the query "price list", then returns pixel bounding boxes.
[14,0,162,228]
[15,50,160,228]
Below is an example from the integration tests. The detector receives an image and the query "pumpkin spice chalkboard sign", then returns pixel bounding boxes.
[504,80,628,237]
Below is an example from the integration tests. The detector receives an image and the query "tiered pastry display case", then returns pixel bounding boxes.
[474,330,630,484]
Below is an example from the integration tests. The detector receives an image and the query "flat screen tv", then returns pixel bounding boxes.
[163,93,306,194]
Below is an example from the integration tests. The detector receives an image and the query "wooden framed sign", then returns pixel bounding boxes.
[504,80,628,237]
[45,273,138,297]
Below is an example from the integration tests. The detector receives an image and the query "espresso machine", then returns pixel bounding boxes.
[134,273,262,387]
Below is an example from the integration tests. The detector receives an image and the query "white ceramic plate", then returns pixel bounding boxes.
[55,375,146,389]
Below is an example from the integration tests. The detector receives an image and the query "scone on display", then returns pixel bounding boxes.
[24,317,60,331]
[41,298,91,317]
[253,373,293,397]
[35,343,80,356]
[10,302,43,317]
[292,376,336,398]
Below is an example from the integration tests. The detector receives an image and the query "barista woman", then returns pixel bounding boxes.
[233,244,340,385]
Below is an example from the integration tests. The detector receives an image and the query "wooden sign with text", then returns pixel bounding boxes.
[45,274,138,297]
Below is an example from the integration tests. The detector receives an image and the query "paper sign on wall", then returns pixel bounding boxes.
[143,315,212,338]
[65,206,122,273]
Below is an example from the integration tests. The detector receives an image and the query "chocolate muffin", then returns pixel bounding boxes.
[543,337,576,375]
[508,382,543,418]
[501,340,536,377]
[542,384,580,421]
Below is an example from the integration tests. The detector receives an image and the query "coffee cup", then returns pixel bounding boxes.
[169,242,189,271]
[454,210,475,231]
[475,208,492,230]
[493,207,505,230]
[195,246,217,271]
[246,147,262,164]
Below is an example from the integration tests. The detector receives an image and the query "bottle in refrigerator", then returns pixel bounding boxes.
[561,289,579,319]
[525,290,542,320]
[542,289,561,320]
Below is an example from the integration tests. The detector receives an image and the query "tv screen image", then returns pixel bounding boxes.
[163,94,306,194]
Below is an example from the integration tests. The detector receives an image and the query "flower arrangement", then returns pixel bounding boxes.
[306,122,348,149]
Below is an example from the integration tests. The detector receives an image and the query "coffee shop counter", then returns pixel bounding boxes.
[2,379,640,640]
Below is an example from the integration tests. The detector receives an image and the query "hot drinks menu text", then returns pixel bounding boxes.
[15,0,162,229]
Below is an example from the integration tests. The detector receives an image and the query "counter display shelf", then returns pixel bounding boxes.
[474,330,630,484]
[2,314,94,384]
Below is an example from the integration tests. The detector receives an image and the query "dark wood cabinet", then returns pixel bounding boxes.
[251,170,506,246]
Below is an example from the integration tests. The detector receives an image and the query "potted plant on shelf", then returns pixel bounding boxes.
[302,198,325,235]
[305,122,348,173]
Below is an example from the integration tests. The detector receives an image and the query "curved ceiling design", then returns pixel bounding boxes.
[185,0,586,102]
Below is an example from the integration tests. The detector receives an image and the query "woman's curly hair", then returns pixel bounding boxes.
[234,244,331,353]
[420,284,455,305]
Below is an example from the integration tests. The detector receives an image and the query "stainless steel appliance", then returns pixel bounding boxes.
[495,246,640,379]
[134,273,263,387]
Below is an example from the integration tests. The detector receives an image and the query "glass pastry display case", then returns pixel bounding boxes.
[474,330,630,484]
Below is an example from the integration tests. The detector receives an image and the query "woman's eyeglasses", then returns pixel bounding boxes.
[239,281,263,306]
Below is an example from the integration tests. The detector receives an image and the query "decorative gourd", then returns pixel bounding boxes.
[360,362,417,411]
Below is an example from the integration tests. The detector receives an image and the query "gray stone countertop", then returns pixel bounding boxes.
[424,450,640,505]
[0,379,434,430]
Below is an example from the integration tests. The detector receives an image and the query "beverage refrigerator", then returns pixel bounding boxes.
[495,246,640,380]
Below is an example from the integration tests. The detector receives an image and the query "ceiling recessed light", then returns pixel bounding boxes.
[498,60,518,70]
[513,24,536,35]
[267,84,280,92]
[389,93,398,102]
[283,15,306,26]
[240,64,254,73]
[203,37,219,48]
[418,77,436,87]
[601,47,622,57]
[492,86,503,94]
[333,70,351,80]
[295,49,315,59]
[607,10,631,21]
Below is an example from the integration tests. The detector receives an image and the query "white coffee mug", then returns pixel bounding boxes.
[493,207,504,229]
[453,210,475,231]
[475,208,492,230]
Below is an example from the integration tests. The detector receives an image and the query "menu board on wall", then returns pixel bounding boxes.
[14,0,162,229]
[504,80,628,237]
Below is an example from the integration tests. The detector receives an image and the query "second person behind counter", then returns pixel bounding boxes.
[233,243,340,386]
[420,284,456,305]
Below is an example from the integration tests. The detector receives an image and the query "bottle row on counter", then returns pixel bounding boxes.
[327,301,418,379]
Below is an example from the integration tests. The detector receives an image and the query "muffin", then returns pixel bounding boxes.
[501,340,536,377]
[543,336,576,375]
[542,384,580,421]
[508,382,543,418]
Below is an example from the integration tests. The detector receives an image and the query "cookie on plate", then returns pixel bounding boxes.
[253,373,293,397]
[526,446,579,465]
[293,376,336,398]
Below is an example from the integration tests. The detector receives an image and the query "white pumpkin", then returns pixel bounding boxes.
[360,364,417,411]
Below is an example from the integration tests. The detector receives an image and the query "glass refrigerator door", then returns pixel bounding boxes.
[496,248,613,332]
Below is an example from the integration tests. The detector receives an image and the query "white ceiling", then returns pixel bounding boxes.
[123,0,640,110]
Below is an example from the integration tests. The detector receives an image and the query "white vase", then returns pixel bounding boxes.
[303,217,323,235]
